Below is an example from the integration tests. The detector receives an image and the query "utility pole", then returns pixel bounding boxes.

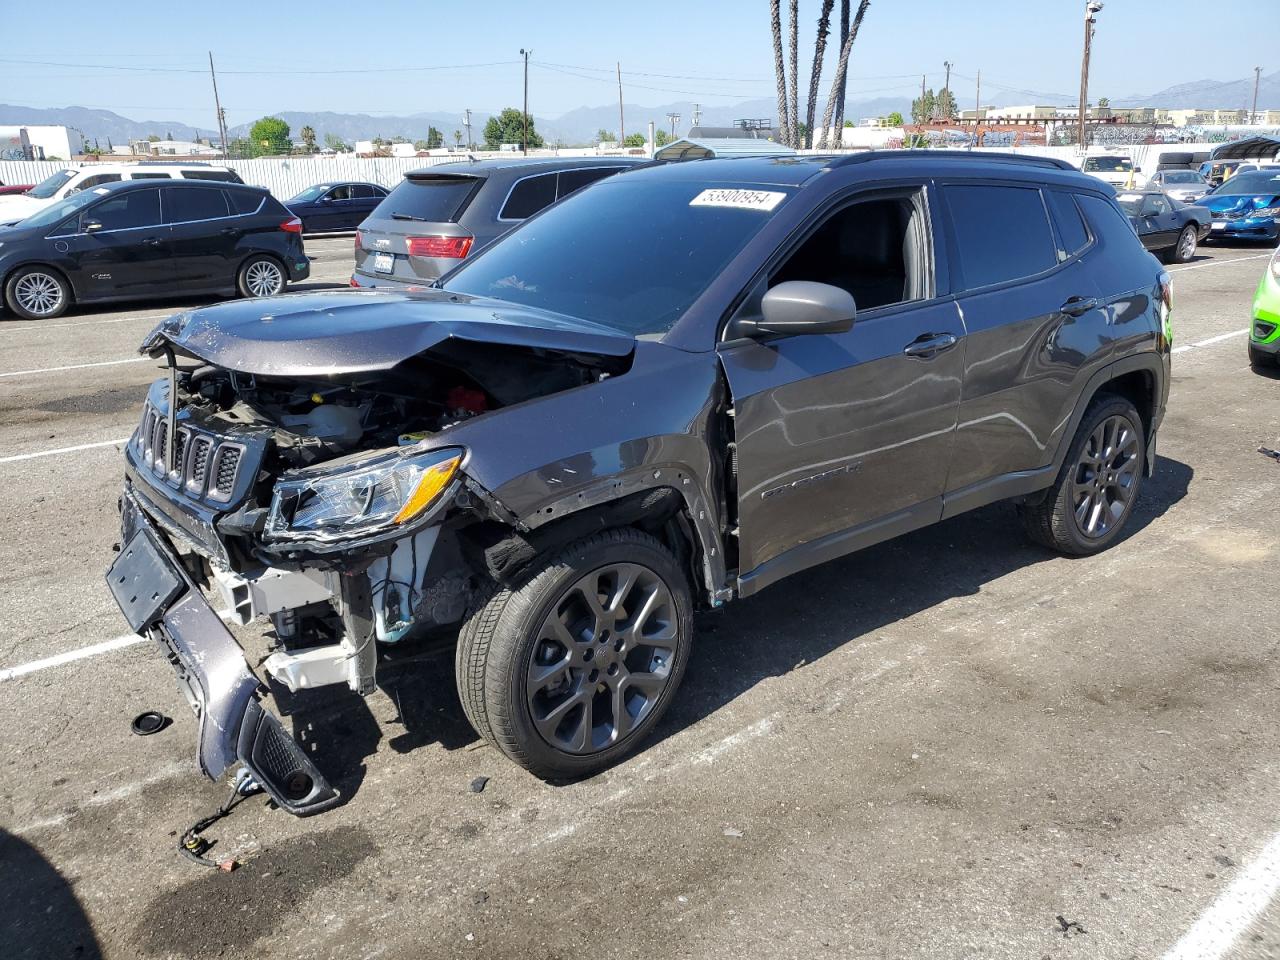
[666,112,681,139]
[1252,66,1262,124]
[519,48,531,154]
[616,62,625,146]
[942,61,953,120]
[975,69,981,116]
[463,109,472,150]
[208,51,228,161]
[920,74,927,123]
[692,103,702,128]
[1078,2,1102,149]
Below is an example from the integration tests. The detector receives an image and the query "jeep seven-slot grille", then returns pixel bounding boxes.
[134,401,245,503]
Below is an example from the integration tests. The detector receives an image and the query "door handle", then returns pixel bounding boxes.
[1060,296,1098,317]
[221,227,241,236]
[142,237,162,247]
[903,333,958,358]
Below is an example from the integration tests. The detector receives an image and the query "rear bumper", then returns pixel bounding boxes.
[107,492,340,816]
[349,269,435,291]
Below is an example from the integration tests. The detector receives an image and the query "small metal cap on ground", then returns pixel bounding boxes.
[131,711,171,736]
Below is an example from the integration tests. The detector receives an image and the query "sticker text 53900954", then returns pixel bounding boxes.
[689,189,787,211]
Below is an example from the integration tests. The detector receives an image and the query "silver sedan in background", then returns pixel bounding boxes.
[1147,169,1211,203]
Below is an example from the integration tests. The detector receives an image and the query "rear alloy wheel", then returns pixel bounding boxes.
[1167,224,1198,264]
[1019,394,1145,555]
[237,255,286,298]
[456,528,692,779]
[5,266,70,320]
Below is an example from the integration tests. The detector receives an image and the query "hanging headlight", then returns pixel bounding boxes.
[265,447,463,542]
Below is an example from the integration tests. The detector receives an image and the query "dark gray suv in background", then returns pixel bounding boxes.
[351,157,640,289]
[109,151,1170,815]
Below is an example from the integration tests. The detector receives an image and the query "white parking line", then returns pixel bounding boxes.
[3,311,171,333]
[1160,829,1280,960]
[0,436,132,465]
[0,356,148,378]
[1169,252,1272,273]
[1171,329,1249,354]
[0,633,146,682]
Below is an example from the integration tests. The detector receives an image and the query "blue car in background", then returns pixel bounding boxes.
[1201,170,1280,243]
[284,181,389,233]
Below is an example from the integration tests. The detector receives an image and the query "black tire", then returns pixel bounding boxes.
[1018,393,1145,555]
[1250,343,1278,369]
[236,254,287,299]
[4,265,71,320]
[456,528,693,780]
[1166,224,1198,264]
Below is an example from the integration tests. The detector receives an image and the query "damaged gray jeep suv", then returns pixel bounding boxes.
[108,152,1171,814]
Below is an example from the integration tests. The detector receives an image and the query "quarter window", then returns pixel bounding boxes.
[227,190,265,215]
[500,173,557,220]
[83,189,161,231]
[164,186,230,223]
[945,185,1057,289]
[1045,191,1090,261]
[557,167,621,199]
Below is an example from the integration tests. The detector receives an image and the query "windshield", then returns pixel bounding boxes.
[18,189,102,228]
[26,169,78,199]
[1210,172,1280,195]
[289,184,330,202]
[442,178,791,337]
[1083,156,1132,172]
[1161,171,1202,184]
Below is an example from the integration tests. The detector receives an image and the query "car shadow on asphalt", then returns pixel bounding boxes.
[0,828,103,960]
[272,456,1193,804]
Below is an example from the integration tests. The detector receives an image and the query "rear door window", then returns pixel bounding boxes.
[944,184,1058,289]
[351,184,378,199]
[164,186,231,223]
[376,177,478,223]
[1045,190,1090,261]
[556,167,622,200]
[84,189,162,231]
[499,173,558,220]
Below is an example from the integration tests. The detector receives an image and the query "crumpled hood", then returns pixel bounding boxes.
[140,289,636,376]
[1201,192,1280,215]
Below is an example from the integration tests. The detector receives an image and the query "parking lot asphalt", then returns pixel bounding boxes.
[1,241,1278,960]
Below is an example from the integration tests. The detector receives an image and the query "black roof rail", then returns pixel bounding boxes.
[826,150,1077,172]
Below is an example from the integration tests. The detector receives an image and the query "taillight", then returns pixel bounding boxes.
[349,276,359,287]
[1157,270,1173,346]
[355,229,363,253]
[280,217,303,234]
[405,235,473,259]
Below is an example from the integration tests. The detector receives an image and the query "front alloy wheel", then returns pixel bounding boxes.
[5,267,70,319]
[457,529,693,779]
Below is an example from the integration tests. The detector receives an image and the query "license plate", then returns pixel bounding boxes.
[1211,221,1226,231]
[373,252,394,273]
[106,529,186,632]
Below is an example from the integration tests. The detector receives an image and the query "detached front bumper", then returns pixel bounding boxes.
[107,492,341,816]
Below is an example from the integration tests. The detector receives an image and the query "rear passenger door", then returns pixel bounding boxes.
[940,182,1110,510]
[162,186,236,288]
[720,185,965,585]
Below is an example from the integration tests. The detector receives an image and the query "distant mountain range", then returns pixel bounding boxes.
[3,70,1276,149]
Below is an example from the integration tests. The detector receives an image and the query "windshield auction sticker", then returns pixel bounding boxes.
[690,188,787,211]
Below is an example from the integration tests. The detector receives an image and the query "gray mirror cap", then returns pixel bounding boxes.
[757,280,857,335]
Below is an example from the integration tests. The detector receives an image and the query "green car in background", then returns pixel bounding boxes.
[1251,247,1280,368]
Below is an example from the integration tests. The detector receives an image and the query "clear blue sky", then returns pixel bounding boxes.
[1,0,1275,126]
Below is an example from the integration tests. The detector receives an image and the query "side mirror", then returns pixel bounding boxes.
[751,281,856,336]
[83,218,104,233]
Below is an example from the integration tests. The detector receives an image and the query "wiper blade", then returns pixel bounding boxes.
[390,212,429,221]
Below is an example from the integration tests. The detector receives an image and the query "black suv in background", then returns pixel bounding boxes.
[351,157,640,289]
[109,152,1170,815]
[0,179,309,320]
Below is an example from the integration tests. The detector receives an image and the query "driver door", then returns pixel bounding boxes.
[1137,193,1178,251]
[57,188,173,297]
[718,186,965,592]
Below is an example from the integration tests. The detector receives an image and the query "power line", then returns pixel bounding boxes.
[0,57,521,76]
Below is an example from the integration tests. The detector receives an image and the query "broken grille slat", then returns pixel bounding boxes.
[133,403,245,503]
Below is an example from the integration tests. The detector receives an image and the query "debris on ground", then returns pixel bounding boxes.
[1056,915,1087,938]
[1214,854,1236,868]
[723,827,744,838]
[469,776,489,794]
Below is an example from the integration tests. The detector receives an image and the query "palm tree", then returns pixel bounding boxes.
[804,0,836,148]
[300,125,317,152]
[832,0,851,134]
[817,0,870,148]
[770,0,789,144]
[787,0,800,148]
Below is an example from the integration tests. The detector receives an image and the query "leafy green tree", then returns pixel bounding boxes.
[886,111,904,126]
[654,129,674,147]
[166,130,174,141]
[299,125,317,152]
[596,128,615,144]
[249,116,291,156]
[228,137,254,158]
[147,135,160,142]
[910,89,936,124]
[935,89,958,121]
[323,132,347,152]
[426,126,444,149]
[483,107,543,149]
[623,133,646,147]
[453,129,463,148]
[843,119,855,127]
[413,140,430,151]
